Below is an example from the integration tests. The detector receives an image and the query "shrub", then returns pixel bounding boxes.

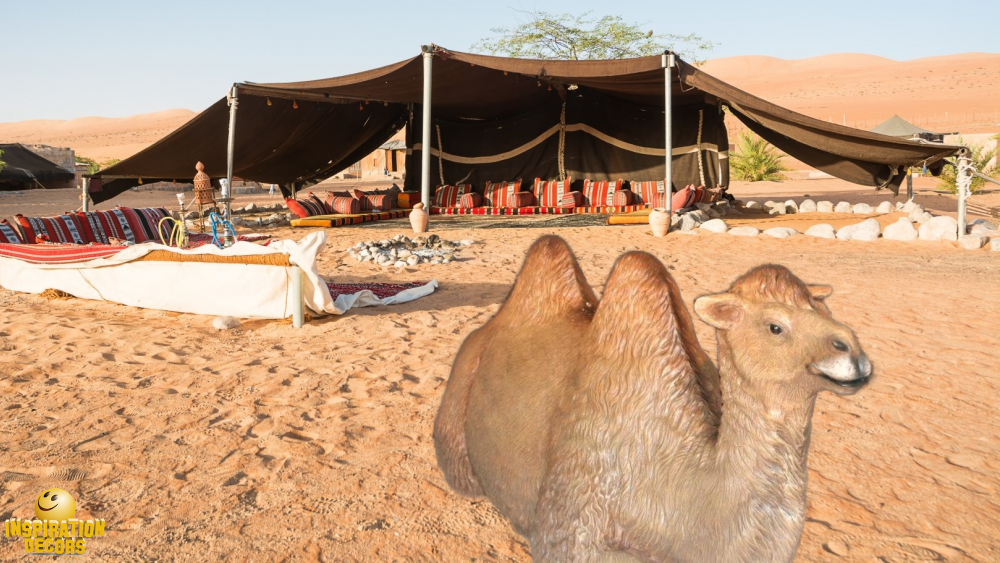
[938,137,998,194]
[730,131,788,182]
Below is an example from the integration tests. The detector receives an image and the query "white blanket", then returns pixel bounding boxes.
[0,232,437,318]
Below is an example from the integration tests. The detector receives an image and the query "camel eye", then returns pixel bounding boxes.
[769,323,783,335]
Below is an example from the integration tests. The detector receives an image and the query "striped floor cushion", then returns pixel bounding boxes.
[582,179,625,207]
[483,180,523,207]
[533,177,572,207]
[286,196,327,218]
[116,207,172,244]
[329,196,361,214]
[430,204,648,216]
[0,220,23,244]
[613,190,638,206]
[631,180,667,206]
[560,192,585,209]
[15,214,88,245]
[352,189,397,211]
[509,192,536,207]
[434,184,473,208]
[459,192,484,209]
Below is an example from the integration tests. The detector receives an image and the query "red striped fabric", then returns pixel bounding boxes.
[613,190,638,206]
[0,220,23,244]
[15,214,87,245]
[429,204,647,216]
[560,192,584,208]
[458,192,483,209]
[508,192,536,207]
[0,243,125,264]
[483,180,522,207]
[630,180,667,206]
[329,196,361,214]
[355,193,397,211]
[533,177,572,207]
[582,179,625,207]
[433,184,472,208]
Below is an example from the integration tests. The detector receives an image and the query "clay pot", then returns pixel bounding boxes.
[649,208,669,237]
[410,203,429,233]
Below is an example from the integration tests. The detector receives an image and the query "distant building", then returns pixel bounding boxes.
[333,129,406,181]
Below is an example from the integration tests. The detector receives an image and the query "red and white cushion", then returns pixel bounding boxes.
[560,192,585,208]
[613,190,638,206]
[329,196,361,214]
[670,185,696,210]
[433,184,472,208]
[509,192,536,208]
[533,177,572,207]
[483,180,523,207]
[459,192,484,209]
[631,180,667,206]
[352,190,396,211]
[582,179,625,207]
[15,214,88,245]
[114,206,164,244]
[0,220,23,244]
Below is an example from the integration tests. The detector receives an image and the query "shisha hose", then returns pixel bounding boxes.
[208,212,237,248]
[157,216,188,247]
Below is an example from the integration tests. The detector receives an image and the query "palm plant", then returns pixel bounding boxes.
[938,137,998,194]
[730,130,788,182]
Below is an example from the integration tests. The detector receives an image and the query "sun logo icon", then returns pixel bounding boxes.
[34,488,76,522]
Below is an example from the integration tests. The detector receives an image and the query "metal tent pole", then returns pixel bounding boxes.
[81,178,90,212]
[421,45,433,213]
[957,153,971,241]
[906,169,913,200]
[663,51,676,232]
[225,85,239,224]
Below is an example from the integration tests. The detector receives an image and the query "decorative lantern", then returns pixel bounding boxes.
[192,161,215,233]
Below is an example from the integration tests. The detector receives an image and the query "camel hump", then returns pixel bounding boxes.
[586,251,720,416]
[500,235,597,323]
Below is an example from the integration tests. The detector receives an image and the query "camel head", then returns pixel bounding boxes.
[693,265,872,401]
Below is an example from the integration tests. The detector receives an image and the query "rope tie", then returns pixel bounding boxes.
[436,124,445,186]
[558,102,567,181]
[696,109,705,186]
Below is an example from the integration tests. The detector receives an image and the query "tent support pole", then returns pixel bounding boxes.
[81,178,90,212]
[663,51,676,232]
[421,45,433,216]
[957,153,971,241]
[290,266,304,328]
[906,170,913,200]
[225,85,239,224]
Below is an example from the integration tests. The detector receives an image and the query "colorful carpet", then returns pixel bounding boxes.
[430,205,648,216]
[0,235,274,265]
[290,210,408,228]
[325,281,427,300]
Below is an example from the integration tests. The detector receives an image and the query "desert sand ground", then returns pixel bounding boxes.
[0,177,998,563]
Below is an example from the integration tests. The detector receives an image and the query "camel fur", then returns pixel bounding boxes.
[433,235,873,563]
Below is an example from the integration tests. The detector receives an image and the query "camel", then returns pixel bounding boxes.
[433,235,873,563]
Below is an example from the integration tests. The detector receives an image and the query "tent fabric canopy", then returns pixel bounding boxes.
[90,46,963,202]
[0,144,76,187]
[869,115,940,138]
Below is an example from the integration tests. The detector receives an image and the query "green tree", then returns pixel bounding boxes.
[473,11,715,63]
[75,156,120,175]
[730,130,789,182]
[938,137,997,195]
[0,149,5,174]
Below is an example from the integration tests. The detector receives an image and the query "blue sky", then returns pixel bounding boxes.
[4,0,997,122]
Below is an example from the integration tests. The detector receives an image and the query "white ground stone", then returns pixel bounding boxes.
[918,216,959,241]
[688,210,710,223]
[699,219,728,233]
[902,199,919,212]
[875,201,895,214]
[957,235,987,250]
[763,227,798,238]
[460,239,474,246]
[728,226,760,236]
[992,239,1000,251]
[679,213,699,231]
[834,201,852,213]
[914,211,934,224]
[406,255,420,266]
[852,203,874,214]
[836,219,880,241]
[767,203,786,215]
[895,201,906,210]
[784,200,798,213]
[745,201,760,209]
[804,223,836,239]
[764,200,776,207]
[212,316,241,330]
[970,224,997,237]
[907,205,926,222]
[817,201,834,213]
[799,199,817,212]
[882,218,918,241]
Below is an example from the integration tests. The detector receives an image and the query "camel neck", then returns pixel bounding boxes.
[712,335,815,562]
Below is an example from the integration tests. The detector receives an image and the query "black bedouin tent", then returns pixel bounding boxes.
[0,144,76,190]
[88,46,963,204]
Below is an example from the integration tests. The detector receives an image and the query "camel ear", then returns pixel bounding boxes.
[694,293,746,330]
[808,285,833,300]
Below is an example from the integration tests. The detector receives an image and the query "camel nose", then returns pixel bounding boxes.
[856,353,872,378]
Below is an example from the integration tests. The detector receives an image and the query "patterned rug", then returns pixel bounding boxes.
[0,235,274,265]
[325,281,427,300]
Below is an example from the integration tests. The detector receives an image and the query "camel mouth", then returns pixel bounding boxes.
[808,364,870,390]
